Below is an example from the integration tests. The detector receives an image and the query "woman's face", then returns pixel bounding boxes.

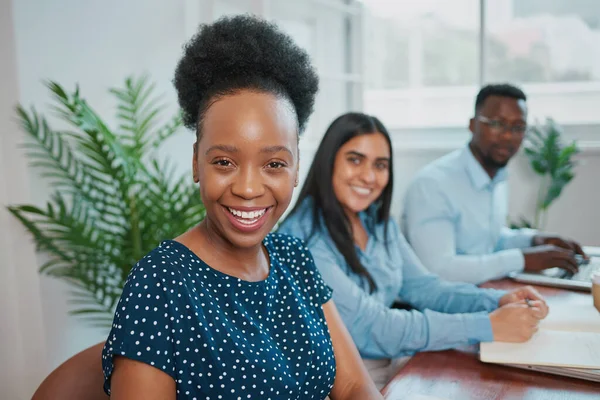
[193,91,299,249]
[332,132,391,215]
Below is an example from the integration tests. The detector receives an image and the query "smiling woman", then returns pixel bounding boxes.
[279,111,549,388]
[95,15,382,400]
[285,113,394,292]
[191,91,299,256]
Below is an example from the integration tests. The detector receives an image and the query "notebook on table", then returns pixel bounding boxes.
[480,295,600,382]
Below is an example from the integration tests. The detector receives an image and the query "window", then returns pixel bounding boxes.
[485,0,600,125]
[269,0,362,140]
[361,0,600,130]
[362,0,480,129]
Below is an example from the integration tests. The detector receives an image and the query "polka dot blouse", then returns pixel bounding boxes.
[102,233,335,399]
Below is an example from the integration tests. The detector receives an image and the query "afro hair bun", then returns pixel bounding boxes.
[173,14,319,134]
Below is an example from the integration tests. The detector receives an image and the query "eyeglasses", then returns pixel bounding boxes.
[476,116,527,136]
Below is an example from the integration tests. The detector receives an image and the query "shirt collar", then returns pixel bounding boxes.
[359,206,374,228]
[462,145,507,190]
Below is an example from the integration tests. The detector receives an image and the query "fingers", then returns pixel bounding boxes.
[522,286,545,302]
[554,259,579,274]
[537,301,549,318]
[546,246,579,273]
[553,238,577,252]
[527,302,546,320]
[512,299,546,321]
[490,305,542,342]
[571,241,587,258]
[522,287,549,317]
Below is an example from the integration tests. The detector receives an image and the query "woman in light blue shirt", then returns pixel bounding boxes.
[278,112,548,386]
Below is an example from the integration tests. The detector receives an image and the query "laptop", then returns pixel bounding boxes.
[509,248,600,291]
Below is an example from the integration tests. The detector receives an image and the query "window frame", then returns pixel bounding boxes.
[358,0,600,147]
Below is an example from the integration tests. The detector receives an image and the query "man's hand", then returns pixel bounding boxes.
[523,244,579,274]
[498,285,549,319]
[532,234,587,258]
[489,301,545,342]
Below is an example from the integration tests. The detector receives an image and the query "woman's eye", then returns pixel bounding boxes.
[214,159,232,167]
[375,162,389,170]
[348,157,360,165]
[267,161,285,169]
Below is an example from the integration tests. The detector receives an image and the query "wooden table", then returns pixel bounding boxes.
[381,280,600,400]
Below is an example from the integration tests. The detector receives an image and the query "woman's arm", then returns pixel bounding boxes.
[310,238,494,358]
[324,300,383,400]
[110,356,175,400]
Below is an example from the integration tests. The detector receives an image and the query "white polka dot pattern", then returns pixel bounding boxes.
[102,233,335,399]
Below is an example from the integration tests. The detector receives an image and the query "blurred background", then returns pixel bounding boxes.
[2,0,600,398]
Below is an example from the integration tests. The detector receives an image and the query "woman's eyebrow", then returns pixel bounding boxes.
[345,150,365,158]
[260,145,293,157]
[205,144,239,155]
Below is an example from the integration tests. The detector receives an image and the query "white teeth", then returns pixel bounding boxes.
[351,186,371,195]
[227,208,267,220]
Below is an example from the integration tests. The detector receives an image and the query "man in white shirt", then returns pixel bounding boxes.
[402,83,586,284]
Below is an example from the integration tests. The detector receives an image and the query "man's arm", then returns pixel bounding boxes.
[497,226,537,250]
[403,179,525,284]
[393,221,506,313]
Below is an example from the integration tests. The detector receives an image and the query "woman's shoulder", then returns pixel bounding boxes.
[266,232,320,272]
[265,232,310,258]
[265,232,333,305]
[123,240,198,289]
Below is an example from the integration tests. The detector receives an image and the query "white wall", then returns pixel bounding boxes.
[1,0,48,398]
[4,0,195,398]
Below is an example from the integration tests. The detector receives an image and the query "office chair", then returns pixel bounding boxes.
[32,342,107,400]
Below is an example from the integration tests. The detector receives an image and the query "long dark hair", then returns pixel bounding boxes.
[287,112,394,293]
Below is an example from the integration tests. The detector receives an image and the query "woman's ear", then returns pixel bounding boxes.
[192,142,199,183]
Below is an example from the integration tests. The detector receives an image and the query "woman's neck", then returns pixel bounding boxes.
[176,220,269,282]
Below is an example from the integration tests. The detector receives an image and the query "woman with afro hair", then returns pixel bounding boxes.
[98,15,383,400]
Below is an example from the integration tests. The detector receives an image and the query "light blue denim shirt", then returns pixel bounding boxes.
[402,146,537,285]
[278,197,505,359]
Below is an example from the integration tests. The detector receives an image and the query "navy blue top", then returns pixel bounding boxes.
[102,233,335,399]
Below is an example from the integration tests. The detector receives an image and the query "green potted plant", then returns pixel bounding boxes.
[8,76,205,327]
[511,118,579,229]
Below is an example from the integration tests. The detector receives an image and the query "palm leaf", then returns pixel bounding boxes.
[7,76,205,328]
[152,113,183,149]
[111,75,165,157]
